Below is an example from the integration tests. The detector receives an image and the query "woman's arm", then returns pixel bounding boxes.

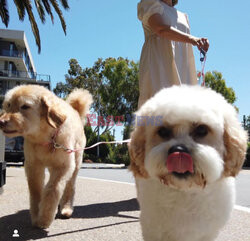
[148,13,209,52]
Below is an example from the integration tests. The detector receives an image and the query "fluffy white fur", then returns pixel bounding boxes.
[129,85,248,241]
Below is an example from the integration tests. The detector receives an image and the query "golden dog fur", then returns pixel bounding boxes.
[0,85,92,228]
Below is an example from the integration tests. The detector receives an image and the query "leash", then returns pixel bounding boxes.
[42,128,131,154]
[55,139,131,154]
[84,139,131,150]
[198,48,207,86]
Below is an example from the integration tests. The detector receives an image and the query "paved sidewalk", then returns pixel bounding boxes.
[0,168,250,241]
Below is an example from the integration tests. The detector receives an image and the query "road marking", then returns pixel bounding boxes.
[78,176,135,186]
[234,205,250,213]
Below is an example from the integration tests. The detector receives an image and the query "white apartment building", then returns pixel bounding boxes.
[0,28,50,105]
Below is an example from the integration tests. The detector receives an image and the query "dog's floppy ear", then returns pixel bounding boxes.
[223,107,248,177]
[128,125,149,178]
[41,96,66,129]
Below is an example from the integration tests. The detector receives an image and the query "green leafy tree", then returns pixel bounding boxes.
[0,0,69,53]
[205,71,236,104]
[54,57,139,135]
[54,57,139,164]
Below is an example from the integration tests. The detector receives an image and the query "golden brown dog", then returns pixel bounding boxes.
[0,85,92,228]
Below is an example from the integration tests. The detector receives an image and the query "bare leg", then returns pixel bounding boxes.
[25,161,45,226]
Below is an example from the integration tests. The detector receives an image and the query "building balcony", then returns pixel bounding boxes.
[0,48,34,73]
[0,49,24,58]
[0,69,50,82]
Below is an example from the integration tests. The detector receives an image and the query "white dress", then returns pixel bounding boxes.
[137,0,197,107]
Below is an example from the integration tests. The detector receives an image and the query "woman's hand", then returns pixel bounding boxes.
[148,14,210,52]
[190,37,209,52]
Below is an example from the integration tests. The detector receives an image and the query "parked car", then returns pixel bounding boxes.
[0,161,6,189]
[5,136,24,163]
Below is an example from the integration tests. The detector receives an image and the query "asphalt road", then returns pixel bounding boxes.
[79,168,134,184]
[1,167,250,241]
[236,170,250,208]
[79,167,250,208]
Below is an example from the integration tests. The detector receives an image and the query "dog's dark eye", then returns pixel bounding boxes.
[21,105,30,110]
[157,127,172,139]
[193,124,209,138]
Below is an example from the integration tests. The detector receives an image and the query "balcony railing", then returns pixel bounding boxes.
[0,49,33,73]
[0,69,50,82]
[0,49,24,58]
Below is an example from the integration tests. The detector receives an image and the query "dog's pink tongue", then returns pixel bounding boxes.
[167,152,194,173]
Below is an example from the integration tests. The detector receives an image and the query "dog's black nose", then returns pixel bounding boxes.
[168,144,189,155]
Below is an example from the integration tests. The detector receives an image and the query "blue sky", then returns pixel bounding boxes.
[3,0,250,128]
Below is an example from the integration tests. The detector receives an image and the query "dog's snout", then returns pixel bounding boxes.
[168,144,189,155]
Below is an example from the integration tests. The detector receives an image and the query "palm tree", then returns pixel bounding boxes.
[0,0,69,53]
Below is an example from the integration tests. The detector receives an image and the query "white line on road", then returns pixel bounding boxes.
[78,176,135,185]
[234,205,250,213]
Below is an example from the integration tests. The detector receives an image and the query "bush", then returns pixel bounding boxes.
[243,142,250,167]
[83,125,115,163]
[111,144,130,166]
[83,125,132,165]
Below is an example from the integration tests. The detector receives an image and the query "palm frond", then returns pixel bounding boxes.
[40,0,54,23]
[13,0,26,21]
[11,0,69,53]
[23,0,41,53]
[34,0,46,23]
[49,0,66,34]
[0,0,9,27]
[59,0,69,10]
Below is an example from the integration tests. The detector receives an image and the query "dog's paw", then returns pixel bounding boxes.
[31,218,38,228]
[60,207,73,219]
[33,217,51,229]
[34,221,50,229]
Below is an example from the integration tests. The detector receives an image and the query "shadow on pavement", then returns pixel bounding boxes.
[46,220,139,240]
[0,210,48,241]
[72,198,140,219]
[47,198,140,239]
[0,199,139,240]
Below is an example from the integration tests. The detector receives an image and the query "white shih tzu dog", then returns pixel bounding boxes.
[129,85,248,241]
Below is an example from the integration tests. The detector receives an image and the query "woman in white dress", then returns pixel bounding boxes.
[137,0,209,107]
